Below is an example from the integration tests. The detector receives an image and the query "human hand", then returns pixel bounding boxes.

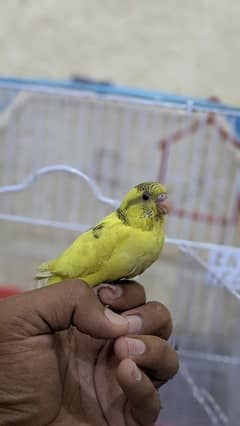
[0,280,178,426]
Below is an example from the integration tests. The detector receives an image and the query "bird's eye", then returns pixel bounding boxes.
[142,193,150,201]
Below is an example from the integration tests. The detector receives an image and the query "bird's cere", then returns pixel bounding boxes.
[156,195,171,215]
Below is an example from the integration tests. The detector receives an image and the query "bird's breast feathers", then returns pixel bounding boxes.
[112,226,164,278]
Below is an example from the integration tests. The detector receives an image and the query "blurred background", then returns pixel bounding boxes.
[1,0,240,105]
[0,2,240,426]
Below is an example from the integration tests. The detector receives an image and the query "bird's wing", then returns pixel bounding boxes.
[45,213,129,280]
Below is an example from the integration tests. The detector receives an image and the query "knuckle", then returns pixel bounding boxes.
[147,301,173,337]
[133,281,146,297]
[125,280,146,298]
[157,337,169,358]
[161,341,180,378]
[152,340,179,382]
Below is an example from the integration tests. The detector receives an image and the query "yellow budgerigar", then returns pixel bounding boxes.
[35,182,170,287]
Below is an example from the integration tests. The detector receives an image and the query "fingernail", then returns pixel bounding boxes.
[131,362,142,381]
[126,338,146,356]
[104,307,128,326]
[101,285,123,299]
[126,315,142,333]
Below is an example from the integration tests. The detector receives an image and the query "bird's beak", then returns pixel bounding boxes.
[156,195,171,215]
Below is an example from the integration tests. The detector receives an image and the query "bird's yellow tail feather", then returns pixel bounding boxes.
[47,276,63,285]
[35,261,53,280]
[35,261,62,286]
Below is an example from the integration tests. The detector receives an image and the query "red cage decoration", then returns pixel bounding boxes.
[157,113,240,227]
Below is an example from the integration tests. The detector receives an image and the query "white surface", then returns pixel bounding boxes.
[1,1,240,105]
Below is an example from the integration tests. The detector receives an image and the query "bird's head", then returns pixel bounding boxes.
[117,182,170,230]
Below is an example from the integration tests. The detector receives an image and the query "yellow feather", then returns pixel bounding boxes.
[35,182,169,287]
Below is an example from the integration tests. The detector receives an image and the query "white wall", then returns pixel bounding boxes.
[1,0,239,105]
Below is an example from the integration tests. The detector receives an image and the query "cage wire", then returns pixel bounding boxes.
[0,79,240,426]
[0,164,239,296]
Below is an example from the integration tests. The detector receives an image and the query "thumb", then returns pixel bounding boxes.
[0,280,129,341]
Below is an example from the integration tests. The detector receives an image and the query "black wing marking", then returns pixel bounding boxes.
[116,208,129,225]
[92,223,104,239]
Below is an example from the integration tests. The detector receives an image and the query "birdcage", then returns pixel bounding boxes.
[0,77,239,426]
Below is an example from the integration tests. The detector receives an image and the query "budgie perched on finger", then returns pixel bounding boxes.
[35,182,170,287]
